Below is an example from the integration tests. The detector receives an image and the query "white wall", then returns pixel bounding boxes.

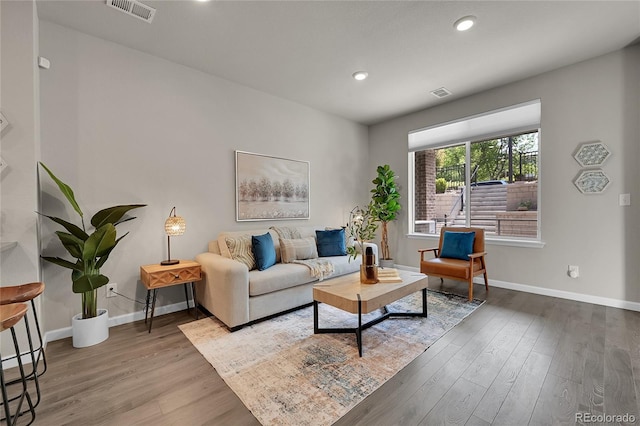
[370,45,640,303]
[38,21,369,332]
[0,0,42,355]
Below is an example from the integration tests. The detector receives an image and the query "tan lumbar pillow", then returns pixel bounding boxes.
[280,237,318,263]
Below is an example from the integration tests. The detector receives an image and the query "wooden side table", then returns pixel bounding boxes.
[140,260,202,333]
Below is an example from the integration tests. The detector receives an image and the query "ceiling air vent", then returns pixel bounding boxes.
[106,0,156,23]
[430,87,452,99]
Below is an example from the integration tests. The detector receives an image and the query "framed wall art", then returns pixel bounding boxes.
[573,141,611,167]
[235,151,310,221]
[573,169,611,194]
[0,111,9,132]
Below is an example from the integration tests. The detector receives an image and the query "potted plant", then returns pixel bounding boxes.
[345,204,379,283]
[38,162,145,347]
[370,164,401,268]
[345,204,378,262]
[518,200,533,211]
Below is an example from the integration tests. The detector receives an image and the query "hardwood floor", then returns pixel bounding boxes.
[24,279,640,425]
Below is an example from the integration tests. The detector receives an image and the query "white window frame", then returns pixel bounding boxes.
[407,101,545,248]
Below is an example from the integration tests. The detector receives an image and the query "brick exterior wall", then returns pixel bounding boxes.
[506,182,538,211]
[414,150,436,233]
[495,211,538,237]
[435,192,460,219]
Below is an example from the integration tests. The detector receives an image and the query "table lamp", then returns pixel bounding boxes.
[161,207,186,265]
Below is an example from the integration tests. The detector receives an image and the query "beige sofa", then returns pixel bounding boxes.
[195,226,377,330]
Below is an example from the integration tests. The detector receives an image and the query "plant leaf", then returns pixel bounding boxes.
[72,268,82,282]
[95,232,128,269]
[55,231,84,259]
[38,213,89,240]
[39,162,83,219]
[91,204,146,229]
[83,224,117,262]
[72,274,109,293]
[41,256,83,271]
[114,216,136,226]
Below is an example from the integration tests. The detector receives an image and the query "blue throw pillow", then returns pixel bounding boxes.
[440,231,475,261]
[252,233,276,271]
[316,229,347,257]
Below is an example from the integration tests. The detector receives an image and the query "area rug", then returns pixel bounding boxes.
[179,290,483,426]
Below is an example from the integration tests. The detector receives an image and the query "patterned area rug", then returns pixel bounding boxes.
[179,290,484,426]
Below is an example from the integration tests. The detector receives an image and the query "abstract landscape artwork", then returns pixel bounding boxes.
[236,151,310,221]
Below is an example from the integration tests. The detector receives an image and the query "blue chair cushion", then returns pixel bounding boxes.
[440,231,475,261]
[252,233,277,271]
[316,229,347,257]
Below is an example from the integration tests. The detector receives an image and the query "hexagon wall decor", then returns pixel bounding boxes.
[573,169,611,194]
[574,141,611,167]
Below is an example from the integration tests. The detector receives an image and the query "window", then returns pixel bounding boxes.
[408,100,541,242]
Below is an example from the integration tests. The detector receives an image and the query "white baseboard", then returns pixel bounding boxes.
[0,302,192,369]
[43,300,190,344]
[395,264,640,312]
[25,267,640,367]
[1,350,44,370]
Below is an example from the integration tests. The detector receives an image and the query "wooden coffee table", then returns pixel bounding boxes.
[313,269,428,357]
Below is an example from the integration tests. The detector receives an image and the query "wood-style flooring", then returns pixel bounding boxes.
[23,279,640,425]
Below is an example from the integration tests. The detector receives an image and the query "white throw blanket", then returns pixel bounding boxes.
[292,258,335,281]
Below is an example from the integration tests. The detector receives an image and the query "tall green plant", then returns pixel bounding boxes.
[38,162,146,319]
[370,164,401,261]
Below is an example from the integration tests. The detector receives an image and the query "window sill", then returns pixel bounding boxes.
[407,233,546,249]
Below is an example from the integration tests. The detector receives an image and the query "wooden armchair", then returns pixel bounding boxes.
[418,227,488,301]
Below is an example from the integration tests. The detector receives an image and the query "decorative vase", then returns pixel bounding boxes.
[72,308,109,348]
[360,246,379,284]
[360,265,379,284]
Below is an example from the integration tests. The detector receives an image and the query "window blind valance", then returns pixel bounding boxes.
[408,99,541,152]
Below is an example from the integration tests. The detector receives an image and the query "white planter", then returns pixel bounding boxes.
[72,309,109,348]
[379,259,395,268]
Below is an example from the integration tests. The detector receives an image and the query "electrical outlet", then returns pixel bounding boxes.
[107,283,117,298]
[620,193,631,206]
[568,265,579,279]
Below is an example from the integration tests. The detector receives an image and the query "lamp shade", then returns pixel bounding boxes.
[164,215,186,236]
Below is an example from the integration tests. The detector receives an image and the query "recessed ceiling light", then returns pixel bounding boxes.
[352,71,368,81]
[454,15,476,32]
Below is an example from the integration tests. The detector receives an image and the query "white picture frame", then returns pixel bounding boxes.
[573,169,611,194]
[573,141,611,168]
[235,151,310,221]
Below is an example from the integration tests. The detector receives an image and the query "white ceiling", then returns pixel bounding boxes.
[36,0,640,125]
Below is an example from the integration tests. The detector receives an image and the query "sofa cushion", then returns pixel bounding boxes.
[248,255,361,296]
[280,237,318,263]
[249,263,317,296]
[217,229,281,262]
[225,235,256,270]
[252,233,277,271]
[316,229,347,257]
[270,226,302,240]
[323,254,361,276]
[421,257,484,279]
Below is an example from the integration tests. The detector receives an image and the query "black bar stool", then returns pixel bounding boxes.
[0,282,46,408]
[0,303,36,425]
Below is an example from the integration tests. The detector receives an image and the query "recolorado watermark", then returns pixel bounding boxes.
[575,412,636,423]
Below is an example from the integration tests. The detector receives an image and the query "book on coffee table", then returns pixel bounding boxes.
[377,268,402,283]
